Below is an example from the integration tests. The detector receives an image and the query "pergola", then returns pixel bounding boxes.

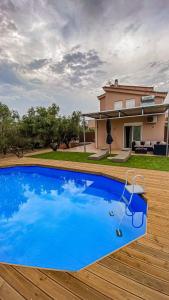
[82,103,169,156]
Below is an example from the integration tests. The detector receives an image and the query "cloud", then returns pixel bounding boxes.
[146,60,169,77]
[0,60,22,85]
[0,0,169,114]
[51,50,103,73]
[0,12,17,35]
[27,59,50,70]
[50,49,104,86]
[124,23,141,34]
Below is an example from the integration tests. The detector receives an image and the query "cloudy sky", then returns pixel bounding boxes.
[0,0,169,115]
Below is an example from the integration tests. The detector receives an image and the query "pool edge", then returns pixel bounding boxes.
[0,162,148,272]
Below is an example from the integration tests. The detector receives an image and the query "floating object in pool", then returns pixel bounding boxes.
[116,229,123,237]
[109,211,114,216]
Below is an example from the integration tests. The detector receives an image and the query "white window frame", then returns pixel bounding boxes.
[114,100,123,110]
[126,99,135,109]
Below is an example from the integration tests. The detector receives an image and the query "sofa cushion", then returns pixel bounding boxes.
[135,141,141,147]
[151,141,157,147]
[145,141,151,147]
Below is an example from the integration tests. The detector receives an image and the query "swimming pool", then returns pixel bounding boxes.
[0,166,147,271]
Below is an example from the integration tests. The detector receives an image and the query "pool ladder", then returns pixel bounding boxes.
[109,170,145,237]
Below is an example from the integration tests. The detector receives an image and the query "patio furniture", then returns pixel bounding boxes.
[108,150,131,162]
[153,144,168,156]
[133,141,168,155]
[132,141,153,152]
[88,149,109,160]
[135,147,148,154]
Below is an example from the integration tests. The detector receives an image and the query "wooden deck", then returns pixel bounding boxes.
[0,157,169,300]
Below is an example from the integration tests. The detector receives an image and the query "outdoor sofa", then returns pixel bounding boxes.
[132,141,168,155]
[153,144,168,155]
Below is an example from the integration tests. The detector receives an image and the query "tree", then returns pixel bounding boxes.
[59,111,81,148]
[0,102,82,153]
[20,104,60,148]
[35,104,60,145]
[0,103,16,154]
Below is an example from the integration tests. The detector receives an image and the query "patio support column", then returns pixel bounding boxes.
[97,120,99,148]
[95,119,98,148]
[83,116,86,152]
[166,109,169,157]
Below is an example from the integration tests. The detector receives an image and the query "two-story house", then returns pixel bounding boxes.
[83,80,169,151]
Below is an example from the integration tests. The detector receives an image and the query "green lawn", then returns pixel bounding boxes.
[31,151,169,172]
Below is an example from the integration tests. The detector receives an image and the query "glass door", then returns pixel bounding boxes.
[124,125,141,148]
[124,126,132,148]
[133,126,141,141]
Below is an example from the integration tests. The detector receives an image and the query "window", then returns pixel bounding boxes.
[126,99,135,108]
[114,100,122,110]
[141,95,155,107]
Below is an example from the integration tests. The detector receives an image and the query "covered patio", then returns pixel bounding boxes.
[82,103,169,156]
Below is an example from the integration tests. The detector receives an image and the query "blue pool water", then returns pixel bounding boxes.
[0,166,147,271]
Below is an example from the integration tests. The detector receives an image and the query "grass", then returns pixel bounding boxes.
[30,151,169,172]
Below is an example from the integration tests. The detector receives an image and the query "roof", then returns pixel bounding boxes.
[109,84,154,91]
[82,103,169,120]
[97,85,168,100]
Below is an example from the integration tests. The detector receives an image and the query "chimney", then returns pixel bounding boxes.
[114,79,118,87]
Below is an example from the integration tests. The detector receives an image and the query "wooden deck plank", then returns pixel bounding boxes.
[136,238,169,254]
[128,242,169,262]
[42,269,111,300]
[0,157,169,300]
[0,275,25,300]
[147,225,169,239]
[148,216,169,226]
[119,246,169,271]
[0,265,52,300]
[13,266,80,300]
[100,257,169,297]
[111,249,169,282]
[146,233,169,248]
[71,268,141,300]
[88,263,168,300]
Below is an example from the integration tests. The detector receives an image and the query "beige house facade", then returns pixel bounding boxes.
[83,81,169,151]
